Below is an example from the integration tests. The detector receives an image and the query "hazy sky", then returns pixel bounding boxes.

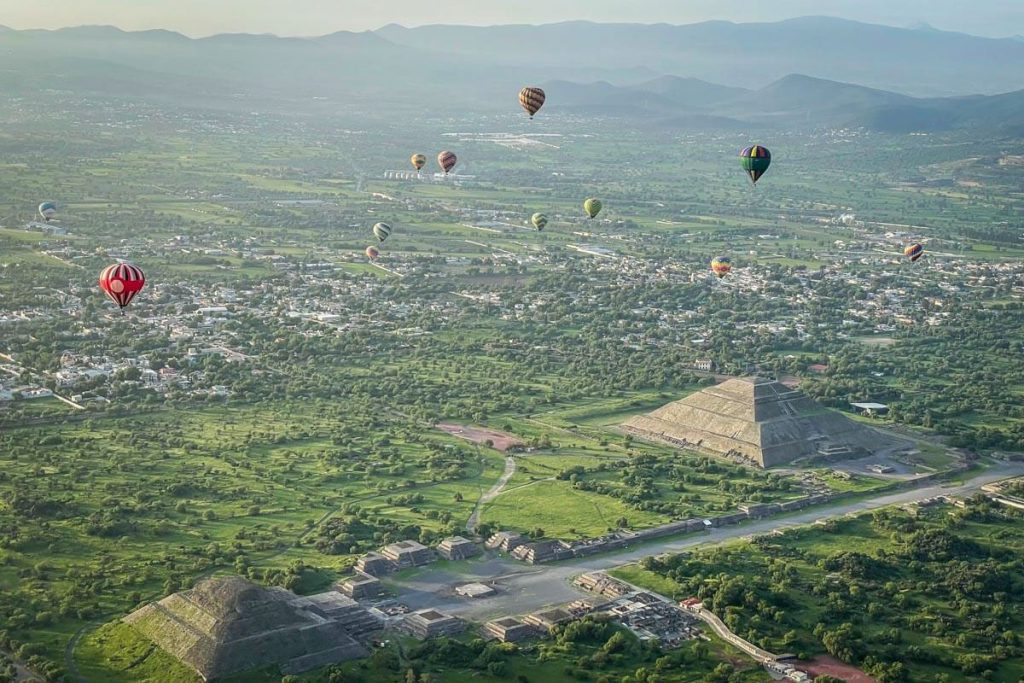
[1,0,1021,38]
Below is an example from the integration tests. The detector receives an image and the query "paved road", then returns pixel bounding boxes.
[385,464,1024,623]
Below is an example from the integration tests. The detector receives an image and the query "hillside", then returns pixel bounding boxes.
[0,19,1022,129]
[547,73,1024,132]
[377,17,1024,96]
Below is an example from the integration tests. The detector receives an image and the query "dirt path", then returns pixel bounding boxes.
[466,456,517,533]
[1,647,44,683]
[64,622,98,683]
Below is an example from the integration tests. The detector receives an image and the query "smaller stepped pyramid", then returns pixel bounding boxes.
[124,576,376,681]
[623,376,902,467]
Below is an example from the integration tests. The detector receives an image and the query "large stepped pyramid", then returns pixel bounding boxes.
[124,576,375,681]
[623,376,903,467]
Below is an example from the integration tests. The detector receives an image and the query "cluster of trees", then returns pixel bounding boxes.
[0,631,62,682]
[640,500,1024,681]
[559,453,796,520]
[803,299,1024,449]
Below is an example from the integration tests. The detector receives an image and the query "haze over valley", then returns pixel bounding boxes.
[1,6,1023,683]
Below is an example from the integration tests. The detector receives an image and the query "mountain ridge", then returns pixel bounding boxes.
[375,17,1024,96]
[0,19,1022,130]
[546,72,1024,132]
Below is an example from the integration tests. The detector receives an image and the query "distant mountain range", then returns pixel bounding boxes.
[544,73,1024,132]
[376,17,1024,97]
[0,18,1022,133]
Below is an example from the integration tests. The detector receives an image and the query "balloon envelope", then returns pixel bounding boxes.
[710,256,732,279]
[410,154,426,171]
[38,201,57,221]
[904,243,924,262]
[373,222,392,243]
[584,198,602,219]
[437,151,457,174]
[739,145,772,184]
[99,262,145,310]
[531,213,548,231]
[519,87,546,118]
[366,246,380,261]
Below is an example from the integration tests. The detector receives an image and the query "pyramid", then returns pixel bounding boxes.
[124,577,374,681]
[623,376,901,467]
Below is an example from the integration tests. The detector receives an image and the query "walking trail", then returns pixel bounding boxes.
[466,456,517,533]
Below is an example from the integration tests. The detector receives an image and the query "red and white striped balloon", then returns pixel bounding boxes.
[99,262,146,311]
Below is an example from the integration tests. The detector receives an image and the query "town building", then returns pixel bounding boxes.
[850,402,889,416]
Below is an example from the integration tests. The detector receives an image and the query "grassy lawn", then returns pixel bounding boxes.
[608,564,686,599]
[480,479,669,537]
[76,622,202,683]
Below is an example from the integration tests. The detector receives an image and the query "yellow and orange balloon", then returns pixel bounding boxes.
[710,256,732,279]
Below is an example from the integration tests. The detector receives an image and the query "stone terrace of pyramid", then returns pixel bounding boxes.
[124,576,373,681]
[623,376,901,467]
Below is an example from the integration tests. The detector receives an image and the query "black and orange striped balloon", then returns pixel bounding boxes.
[99,262,145,311]
[904,243,924,262]
[519,87,546,119]
[437,150,457,175]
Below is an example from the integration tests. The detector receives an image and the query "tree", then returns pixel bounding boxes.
[821,623,863,663]
[703,663,733,683]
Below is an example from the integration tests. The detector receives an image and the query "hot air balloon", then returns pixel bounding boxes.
[38,201,57,222]
[904,243,924,262]
[410,153,426,172]
[531,213,548,231]
[373,222,392,243]
[739,145,772,184]
[710,256,732,279]
[366,246,380,261]
[584,198,602,219]
[99,262,145,312]
[438,151,457,175]
[519,87,546,119]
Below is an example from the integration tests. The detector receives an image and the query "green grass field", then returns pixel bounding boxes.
[481,479,670,537]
